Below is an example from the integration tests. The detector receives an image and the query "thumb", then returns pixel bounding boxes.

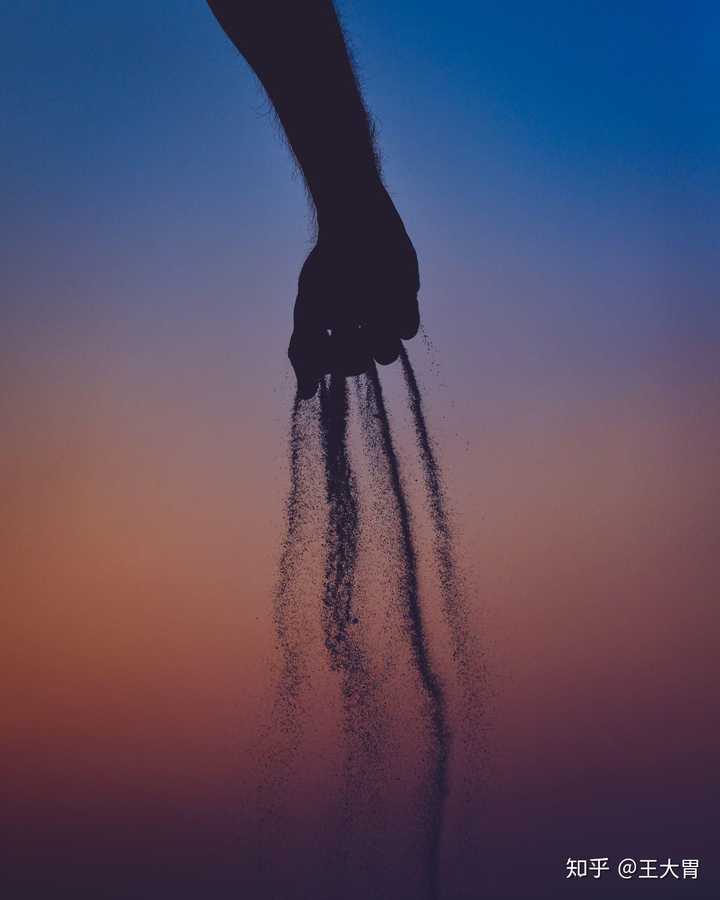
[288,324,329,400]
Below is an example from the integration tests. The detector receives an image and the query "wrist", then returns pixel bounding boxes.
[314,171,390,233]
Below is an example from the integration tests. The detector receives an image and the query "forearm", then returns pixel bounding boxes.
[206,0,382,223]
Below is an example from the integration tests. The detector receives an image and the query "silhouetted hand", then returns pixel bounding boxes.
[206,2,419,397]
[289,183,420,399]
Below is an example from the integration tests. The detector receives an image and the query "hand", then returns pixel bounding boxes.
[288,184,420,399]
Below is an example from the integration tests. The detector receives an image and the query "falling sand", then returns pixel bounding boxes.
[317,375,389,868]
[266,346,477,898]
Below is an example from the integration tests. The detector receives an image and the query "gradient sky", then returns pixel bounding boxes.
[2,3,719,898]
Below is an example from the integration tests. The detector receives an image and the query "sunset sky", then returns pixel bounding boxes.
[2,3,719,898]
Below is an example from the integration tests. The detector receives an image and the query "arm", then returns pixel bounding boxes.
[207,0,420,397]
[207,0,380,226]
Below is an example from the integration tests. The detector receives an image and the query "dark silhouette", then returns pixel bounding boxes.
[357,366,449,899]
[318,376,388,874]
[206,0,420,398]
[207,6,463,896]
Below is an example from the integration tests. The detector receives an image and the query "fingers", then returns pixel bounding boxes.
[395,293,420,341]
[368,323,401,366]
[288,324,328,400]
[367,290,417,364]
[289,294,420,399]
[331,325,372,376]
[370,289,419,344]
[297,373,321,400]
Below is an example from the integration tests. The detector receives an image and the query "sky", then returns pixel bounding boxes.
[2,2,719,898]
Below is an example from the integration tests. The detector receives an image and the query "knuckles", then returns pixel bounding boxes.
[290,225,420,390]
